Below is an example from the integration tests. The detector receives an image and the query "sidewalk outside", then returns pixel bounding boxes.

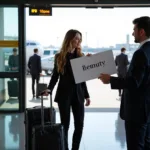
[26,75,121,109]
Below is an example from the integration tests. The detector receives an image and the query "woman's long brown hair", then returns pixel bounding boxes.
[57,29,83,74]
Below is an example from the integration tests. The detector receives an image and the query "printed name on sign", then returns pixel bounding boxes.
[82,61,105,71]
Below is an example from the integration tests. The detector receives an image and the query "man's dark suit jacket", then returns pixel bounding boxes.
[110,41,150,123]
[8,55,19,71]
[48,50,90,103]
[28,54,42,75]
[115,53,129,77]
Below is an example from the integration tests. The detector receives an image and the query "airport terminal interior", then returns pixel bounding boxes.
[0,1,149,150]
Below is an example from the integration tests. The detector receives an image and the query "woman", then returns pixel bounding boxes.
[44,29,91,150]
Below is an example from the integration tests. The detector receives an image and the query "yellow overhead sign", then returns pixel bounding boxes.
[29,7,52,16]
[31,9,38,13]
[0,40,18,47]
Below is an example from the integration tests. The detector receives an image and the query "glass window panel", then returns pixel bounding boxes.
[4,8,18,41]
[0,7,19,73]
[44,50,50,55]
[53,50,58,54]
[0,78,19,110]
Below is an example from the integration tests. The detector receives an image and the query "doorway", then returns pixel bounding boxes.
[25,6,149,110]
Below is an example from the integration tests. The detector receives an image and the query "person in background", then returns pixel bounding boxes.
[99,16,150,150]
[28,48,42,98]
[43,29,91,150]
[8,48,19,72]
[115,47,129,97]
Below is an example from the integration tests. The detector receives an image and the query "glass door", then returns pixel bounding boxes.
[0,7,20,111]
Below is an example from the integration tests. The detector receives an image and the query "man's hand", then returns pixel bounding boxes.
[99,73,111,84]
[85,98,91,106]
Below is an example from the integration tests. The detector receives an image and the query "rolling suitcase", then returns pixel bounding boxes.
[7,80,19,97]
[25,105,56,150]
[36,76,47,97]
[32,93,65,150]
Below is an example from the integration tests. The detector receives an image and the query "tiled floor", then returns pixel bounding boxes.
[0,112,126,150]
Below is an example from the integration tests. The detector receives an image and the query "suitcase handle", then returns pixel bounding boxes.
[50,93,53,124]
[42,75,45,83]
[39,74,45,84]
[41,91,53,128]
[41,95,45,129]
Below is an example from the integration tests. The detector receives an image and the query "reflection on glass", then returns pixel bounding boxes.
[8,48,19,72]
[3,114,24,150]
[5,115,19,149]
[0,47,19,72]
[115,114,126,148]
[0,78,19,110]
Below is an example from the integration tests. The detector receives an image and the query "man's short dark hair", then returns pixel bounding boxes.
[133,16,150,37]
[13,48,17,52]
[121,47,126,52]
[34,48,38,53]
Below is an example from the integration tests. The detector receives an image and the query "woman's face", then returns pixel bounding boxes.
[71,33,82,49]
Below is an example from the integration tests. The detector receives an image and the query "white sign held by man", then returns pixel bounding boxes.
[70,50,117,84]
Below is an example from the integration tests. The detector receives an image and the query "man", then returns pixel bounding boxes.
[115,47,129,97]
[28,48,42,98]
[8,48,19,72]
[100,16,150,150]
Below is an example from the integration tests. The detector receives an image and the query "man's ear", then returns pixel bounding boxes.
[140,28,145,37]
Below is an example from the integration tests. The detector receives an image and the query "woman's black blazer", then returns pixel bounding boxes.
[48,50,90,103]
